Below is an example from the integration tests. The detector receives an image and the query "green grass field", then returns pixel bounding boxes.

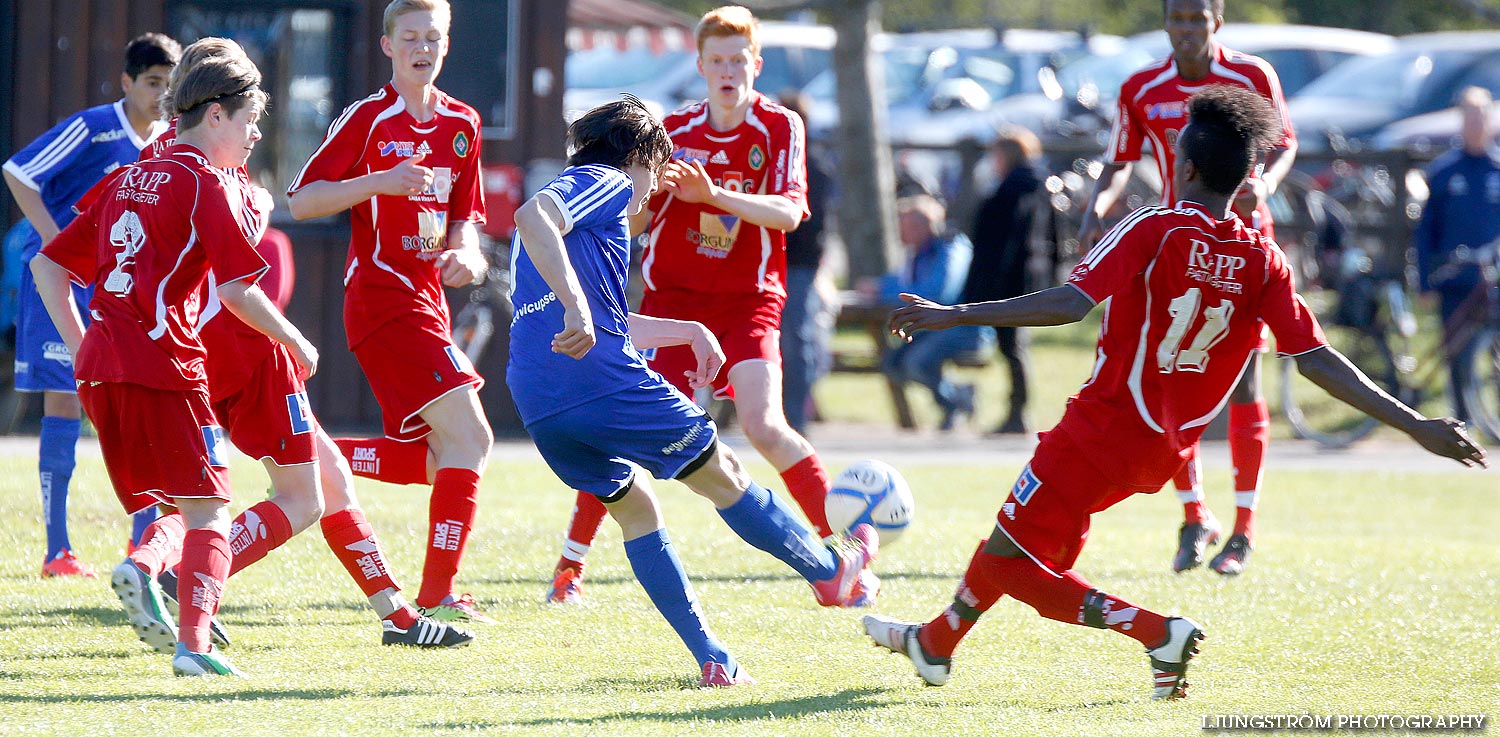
[0,442,1493,736]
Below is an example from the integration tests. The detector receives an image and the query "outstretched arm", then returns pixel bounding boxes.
[887,285,1095,340]
[1295,346,1487,467]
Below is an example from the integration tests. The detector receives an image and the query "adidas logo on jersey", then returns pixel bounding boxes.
[416,141,433,156]
[710,150,730,165]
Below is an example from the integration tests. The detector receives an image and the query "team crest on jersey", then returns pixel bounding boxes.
[285,392,313,435]
[453,131,469,158]
[379,140,416,157]
[748,144,765,170]
[1011,464,1042,506]
[201,426,229,468]
[672,147,710,164]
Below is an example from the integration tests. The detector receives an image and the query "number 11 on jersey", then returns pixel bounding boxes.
[1157,287,1234,374]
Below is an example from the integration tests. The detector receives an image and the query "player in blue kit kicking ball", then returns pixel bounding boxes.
[507,96,879,687]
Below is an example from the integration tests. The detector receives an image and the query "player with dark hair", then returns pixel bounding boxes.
[865,86,1486,700]
[289,0,495,624]
[540,6,858,606]
[3,31,180,577]
[509,96,879,686]
[31,47,301,677]
[1078,0,1299,576]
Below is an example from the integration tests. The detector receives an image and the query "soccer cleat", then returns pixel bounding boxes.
[1146,616,1206,700]
[545,567,584,604]
[1171,518,1222,573]
[171,642,245,677]
[382,615,475,648]
[846,568,882,608]
[810,523,880,607]
[157,568,231,649]
[1209,535,1254,576]
[41,548,97,578]
[419,593,498,625]
[863,615,951,686]
[699,660,755,687]
[111,560,178,654]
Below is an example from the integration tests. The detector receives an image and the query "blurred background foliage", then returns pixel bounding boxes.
[653,0,1500,36]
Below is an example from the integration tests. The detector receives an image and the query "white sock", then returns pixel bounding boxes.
[1177,489,1204,505]
[562,539,590,563]
[1234,490,1259,510]
[368,588,408,619]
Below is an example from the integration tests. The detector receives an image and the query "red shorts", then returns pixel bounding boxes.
[79,381,234,514]
[353,312,484,441]
[994,429,1140,574]
[639,287,784,397]
[213,345,318,466]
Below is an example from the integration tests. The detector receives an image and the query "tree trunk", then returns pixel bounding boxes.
[830,0,899,281]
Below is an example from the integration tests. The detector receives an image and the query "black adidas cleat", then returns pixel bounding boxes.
[1210,534,1254,576]
[1172,519,1222,573]
[382,615,475,648]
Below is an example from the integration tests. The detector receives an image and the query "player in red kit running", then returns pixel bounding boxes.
[1078,0,1298,575]
[866,86,1485,700]
[31,51,309,676]
[77,37,473,650]
[543,5,856,606]
[288,0,494,624]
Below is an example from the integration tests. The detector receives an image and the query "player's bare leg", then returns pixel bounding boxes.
[315,429,473,647]
[680,441,878,607]
[727,359,836,539]
[1213,353,1266,575]
[412,387,493,622]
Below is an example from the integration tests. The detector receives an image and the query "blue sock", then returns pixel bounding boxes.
[716,482,837,583]
[39,416,81,560]
[623,528,733,670]
[130,507,159,548]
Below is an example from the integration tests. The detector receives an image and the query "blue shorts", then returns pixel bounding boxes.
[525,379,718,499]
[14,259,91,393]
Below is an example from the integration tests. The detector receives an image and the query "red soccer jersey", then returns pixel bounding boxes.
[288,84,485,347]
[1107,44,1295,207]
[42,143,268,391]
[1058,201,1325,489]
[641,92,809,297]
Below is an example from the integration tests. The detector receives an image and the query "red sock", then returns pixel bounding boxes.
[780,454,834,538]
[1228,401,1268,539]
[990,555,1168,648]
[1174,448,1207,525]
[919,539,1004,658]
[321,508,418,628]
[557,492,608,573]
[416,468,481,609]
[178,528,231,653]
[334,436,431,486]
[128,513,185,577]
[320,507,402,596]
[227,500,295,578]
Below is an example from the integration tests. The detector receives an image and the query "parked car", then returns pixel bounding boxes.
[1291,31,1500,153]
[802,28,1120,145]
[1055,24,1395,143]
[564,21,836,122]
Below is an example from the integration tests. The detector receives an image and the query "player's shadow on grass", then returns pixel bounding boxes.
[0,687,421,705]
[481,570,959,587]
[426,687,888,729]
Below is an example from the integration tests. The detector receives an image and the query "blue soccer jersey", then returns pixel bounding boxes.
[507,164,656,424]
[3,100,165,253]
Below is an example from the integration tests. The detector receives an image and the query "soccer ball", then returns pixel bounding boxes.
[826,460,915,545]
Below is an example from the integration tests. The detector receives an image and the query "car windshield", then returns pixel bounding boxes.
[566,47,691,89]
[1296,48,1471,112]
[1056,46,1157,104]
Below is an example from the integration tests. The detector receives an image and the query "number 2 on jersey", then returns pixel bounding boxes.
[103,211,146,296]
[1157,287,1233,373]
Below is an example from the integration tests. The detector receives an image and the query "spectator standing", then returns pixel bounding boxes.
[778,90,834,434]
[1415,86,1500,422]
[964,126,1047,435]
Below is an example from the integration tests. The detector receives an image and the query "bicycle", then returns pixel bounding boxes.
[1441,241,1500,442]
[450,233,514,367]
